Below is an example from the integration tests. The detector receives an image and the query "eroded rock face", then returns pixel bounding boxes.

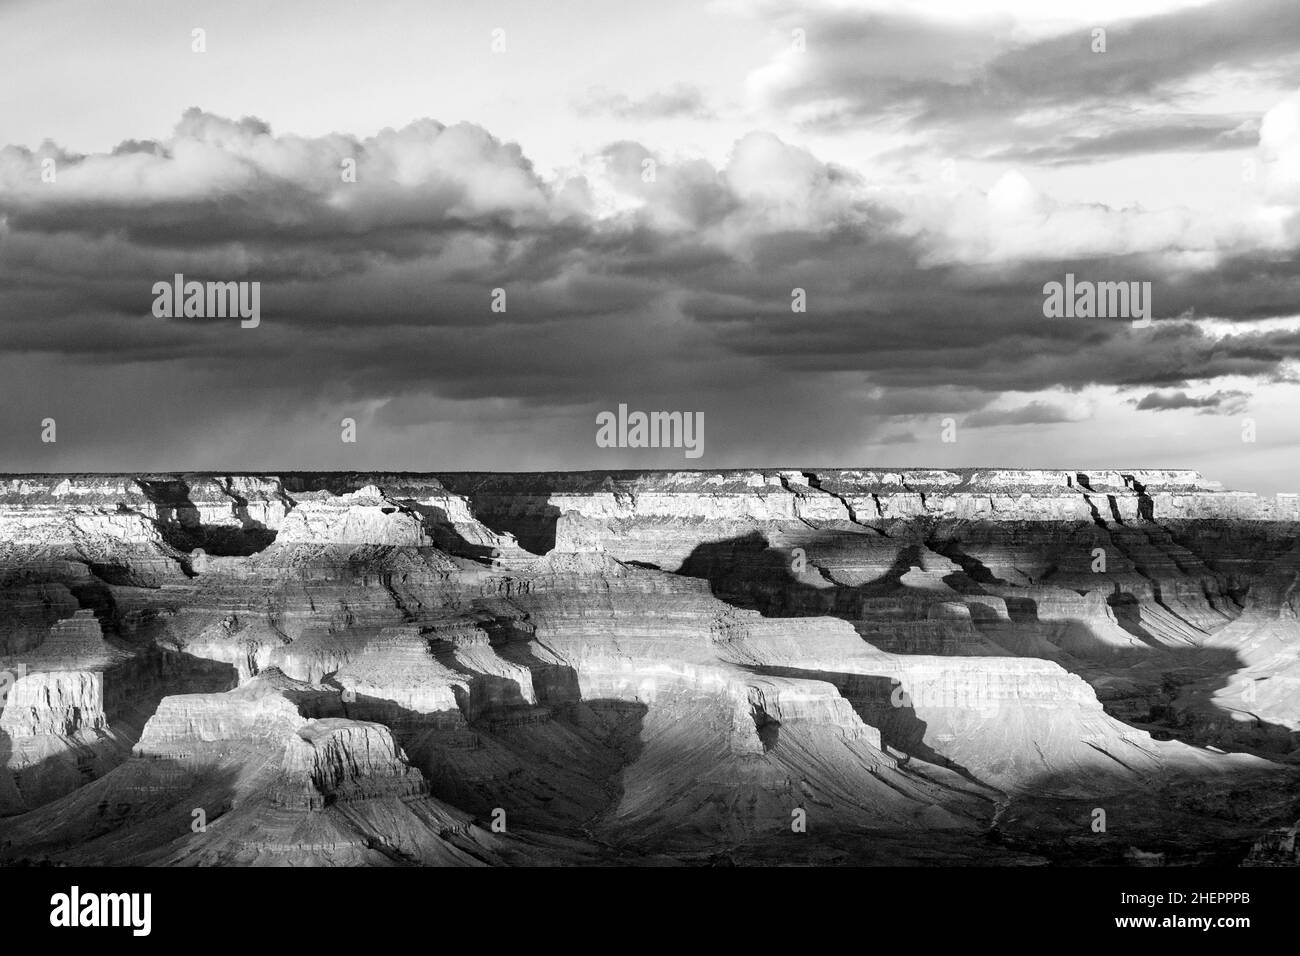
[0,670,125,813]
[1,670,107,738]
[1245,821,1299,865]
[0,470,1296,865]
[275,486,433,546]
[275,719,426,808]
[134,684,308,755]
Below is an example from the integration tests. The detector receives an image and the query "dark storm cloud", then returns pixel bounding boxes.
[1132,388,1251,413]
[0,109,1296,471]
[678,238,1300,395]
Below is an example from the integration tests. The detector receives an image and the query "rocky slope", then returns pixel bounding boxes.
[0,469,1296,865]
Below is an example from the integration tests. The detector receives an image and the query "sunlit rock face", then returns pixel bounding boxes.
[0,470,1297,865]
[0,669,127,813]
[273,718,427,809]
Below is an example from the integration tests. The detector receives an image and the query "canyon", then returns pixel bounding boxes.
[0,468,1296,866]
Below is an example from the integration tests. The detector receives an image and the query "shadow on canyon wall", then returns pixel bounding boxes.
[460,499,562,555]
[320,639,646,835]
[988,761,1300,865]
[678,530,1296,759]
[740,661,997,794]
[0,649,238,827]
[102,648,239,739]
[136,479,277,557]
[398,501,503,563]
[0,752,244,865]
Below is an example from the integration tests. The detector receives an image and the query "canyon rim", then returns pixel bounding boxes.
[0,468,1296,867]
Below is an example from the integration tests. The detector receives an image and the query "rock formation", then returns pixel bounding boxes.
[0,469,1297,865]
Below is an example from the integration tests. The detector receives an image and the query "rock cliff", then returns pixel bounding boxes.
[0,469,1296,865]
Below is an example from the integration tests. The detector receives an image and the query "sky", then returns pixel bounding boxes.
[2,0,1300,492]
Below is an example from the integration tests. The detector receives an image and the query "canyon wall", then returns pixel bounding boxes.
[0,470,1295,865]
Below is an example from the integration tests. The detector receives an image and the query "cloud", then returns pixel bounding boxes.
[964,400,1091,428]
[746,0,1300,163]
[1131,388,1251,413]
[0,108,557,241]
[981,115,1260,166]
[0,109,1297,480]
[875,430,918,444]
[577,85,714,120]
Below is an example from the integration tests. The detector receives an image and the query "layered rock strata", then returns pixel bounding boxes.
[0,470,1295,865]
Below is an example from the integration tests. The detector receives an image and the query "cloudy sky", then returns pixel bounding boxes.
[2,0,1300,492]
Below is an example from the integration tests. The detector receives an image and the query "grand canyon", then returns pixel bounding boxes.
[0,468,1295,866]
